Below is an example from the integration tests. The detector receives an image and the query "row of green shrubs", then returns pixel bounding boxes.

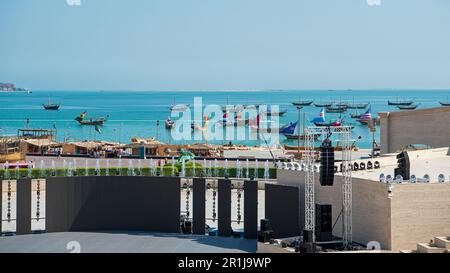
[0,165,277,180]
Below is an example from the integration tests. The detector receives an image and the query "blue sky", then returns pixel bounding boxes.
[1,0,449,91]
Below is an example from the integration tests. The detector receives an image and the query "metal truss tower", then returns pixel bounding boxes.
[304,126,353,248]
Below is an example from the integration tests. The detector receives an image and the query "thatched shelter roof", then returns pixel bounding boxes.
[22,139,60,147]
[130,137,164,145]
[66,141,118,150]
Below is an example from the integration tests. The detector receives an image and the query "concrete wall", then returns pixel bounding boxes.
[352,177,391,249]
[277,169,450,251]
[277,169,391,249]
[379,107,450,154]
[390,183,450,251]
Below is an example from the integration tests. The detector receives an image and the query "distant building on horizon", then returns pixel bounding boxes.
[0,82,30,92]
[0,82,16,91]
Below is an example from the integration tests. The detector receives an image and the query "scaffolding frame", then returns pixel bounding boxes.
[304,126,353,248]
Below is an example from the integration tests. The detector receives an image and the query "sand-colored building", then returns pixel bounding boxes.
[379,106,450,154]
[19,139,60,155]
[0,137,25,163]
[62,141,119,156]
[123,143,160,157]
[277,147,450,251]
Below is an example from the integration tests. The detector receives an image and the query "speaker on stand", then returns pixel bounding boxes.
[315,203,332,242]
[320,138,335,186]
[297,230,316,253]
[394,151,410,180]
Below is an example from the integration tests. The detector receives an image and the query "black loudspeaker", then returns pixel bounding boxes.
[320,138,335,186]
[303,229,313,243]
[298,242,316,253]
[260,219,271,232]
[258,230,274,243]
[315,203,332,242]
[258,219,274,243]
[394,151,410,180]
[298,230,316,253]
[181,220,192,233]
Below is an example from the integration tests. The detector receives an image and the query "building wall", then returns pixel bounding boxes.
[276,169,391,249]
[0,152,24,163]
[277,169,450,251]
[352,177,391,249]
[379,107,450,154]
[62,144,77,154]
[390,183,450,251]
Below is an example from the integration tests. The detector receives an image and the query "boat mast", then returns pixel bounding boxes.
[302,111,306,147]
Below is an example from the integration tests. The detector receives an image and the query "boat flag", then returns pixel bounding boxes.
[200,115,209,130]
[75,111,87,122]
[311,108,326,123]
[95,124,101,134]
[281,121,298,135]
[360,106,372,120]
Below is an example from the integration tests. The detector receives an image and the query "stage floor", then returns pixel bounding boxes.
[0,231,258,253]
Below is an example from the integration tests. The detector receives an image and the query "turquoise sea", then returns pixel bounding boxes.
[1,90,449,148]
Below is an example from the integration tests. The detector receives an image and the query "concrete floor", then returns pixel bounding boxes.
[0,231,257,253]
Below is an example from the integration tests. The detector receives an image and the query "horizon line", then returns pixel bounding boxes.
[27,88,450,92]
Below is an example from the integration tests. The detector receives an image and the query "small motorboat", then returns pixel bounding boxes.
[282,133,321,140]
[42,97,60,110]
[169,104,190,111]
[397,104,419,110]
[191,122,202,131]
[336,103,348,108]
[313,102,332,107]
[388,97,414,106]
[219,111,249,127]
[350,113,362,119]
[326,105,347,113]
[315,117,354,129]
[262,109,287,116]
[75,112,108,125]
[165,116,175,129]
[221,105,244,113]
[357,117,380,125]
[314,120,343,127]
[310,108,352,128]
[347,103,369,109]
[284,144,357,151]
[191,116,209,131]
[356,107,373,125]
[43,103,60,110]
[439,97,450,106]
[292,100,313,106]
[169,97,190,111]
